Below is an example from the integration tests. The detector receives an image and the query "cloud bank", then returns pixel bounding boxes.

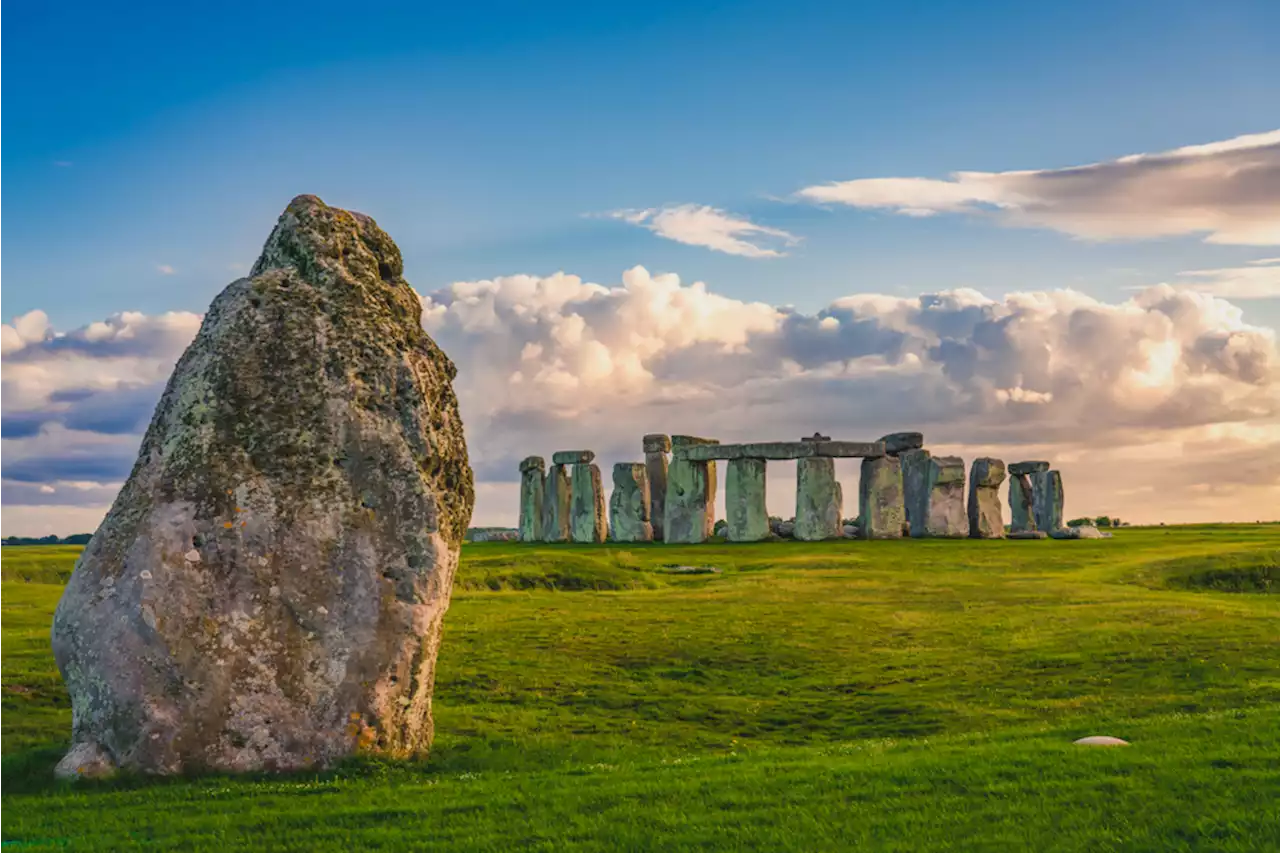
[797,129,1280,245]
[7,268,1275,534]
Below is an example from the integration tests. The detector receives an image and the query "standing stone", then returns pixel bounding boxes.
[609,463,653,543]
[900,448,932,537]
[726,458,769,542]
[1008,461,1047,534]
[571,463,607,543]
[643,434,671,542]
[665,436,719,544]
[795,457,843,540]
[1009,474,1035,533]
[542,464,572,543]
[968,458,1006,539]
[859,455,905,539]
[49,195,475,778]
[1032,470,1065,534]
[518,456,545,542]
[925,456,968,538]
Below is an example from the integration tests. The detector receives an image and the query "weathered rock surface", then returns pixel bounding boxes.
[518,457,545,542]
[900,448,932,537]
[542,464,571,543]
[967,458,1006,539]
[1032,470,1065,534]
[726,458,769,542]
[50,195,474,778]
[1008,530,1048,540]
[571,463,608,543]
[552,450,595,465]
[665,456,716,544]
[609,463,653,543]
[1008,461,1049,476]
[644,438,670,543]
[643,434,672,454]
[923,455,968,538]
[879,432,924,456]
[1009,472,1036,533]
[1051,525,1106,540]
[796,457,843,540]
[859,455,905,539]
[468,528,519,542]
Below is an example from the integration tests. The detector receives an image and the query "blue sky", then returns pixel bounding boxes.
[4,0,1280,534]
[5,0,1279,326]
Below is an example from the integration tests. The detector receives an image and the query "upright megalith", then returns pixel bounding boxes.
[643,434,671,542]
[968,457,1006,539]
[859,455,905,539]
[542,464,572,543]
[924,456,968,538]
[900,448,932,537]
[570,461,607,543]
[50,195,475,778]
[1008,462,1047,534]
[518,456,545,542]
[609,463,653,543]
[796,457,843,540]
[1032,470,1065,534]
[726,458,769,542]
[665,436,719,544]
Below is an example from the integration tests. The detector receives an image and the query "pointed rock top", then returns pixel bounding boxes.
[250,194,405,286]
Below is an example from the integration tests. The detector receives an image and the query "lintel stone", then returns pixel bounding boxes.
[674,440,885,462]
[518,455,545,473]
[552,450,595,465]
[643,434,672,453]
[1009,460,1050,476]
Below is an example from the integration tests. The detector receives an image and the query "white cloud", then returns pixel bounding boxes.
[605,204,800,258]
[797,129,1280,246]
[1170,258,1280,299]
[157,264,177,275]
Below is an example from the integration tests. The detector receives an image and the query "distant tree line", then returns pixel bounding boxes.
[2,533,93,546]
[1067,516,1127,528]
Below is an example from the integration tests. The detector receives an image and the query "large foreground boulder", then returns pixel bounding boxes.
[50,195,475,778]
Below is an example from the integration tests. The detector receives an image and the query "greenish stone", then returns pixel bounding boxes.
[967,458,1006,538]
[1009,472,1036,533]
[796,457,843,541]
[542,464,571,543]
[570,464,607,543]
[518,458,545,542]
[646,449,669,542]
[726,458,769,542]
[609,463,652,543]
[859,456,904,539]
[665,457,713,544]
[1032,470,1064,533]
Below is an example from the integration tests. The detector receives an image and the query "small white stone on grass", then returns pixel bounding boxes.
[1073,735,1129,746]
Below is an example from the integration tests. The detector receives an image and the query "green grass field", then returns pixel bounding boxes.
[3,526,1279,851]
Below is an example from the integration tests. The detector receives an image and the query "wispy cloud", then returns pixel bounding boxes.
[1170,258,1280,299]
[604,204,800,258]
[156,264,177,275]
[53,161,74,168]
[796,129,1280,246]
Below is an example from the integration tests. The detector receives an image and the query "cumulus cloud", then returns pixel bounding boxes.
[5,269,1278,534]
[605,204,800,257]
[421,267,1278,523]
[796,129,1280,245]
[1,310,202,528]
